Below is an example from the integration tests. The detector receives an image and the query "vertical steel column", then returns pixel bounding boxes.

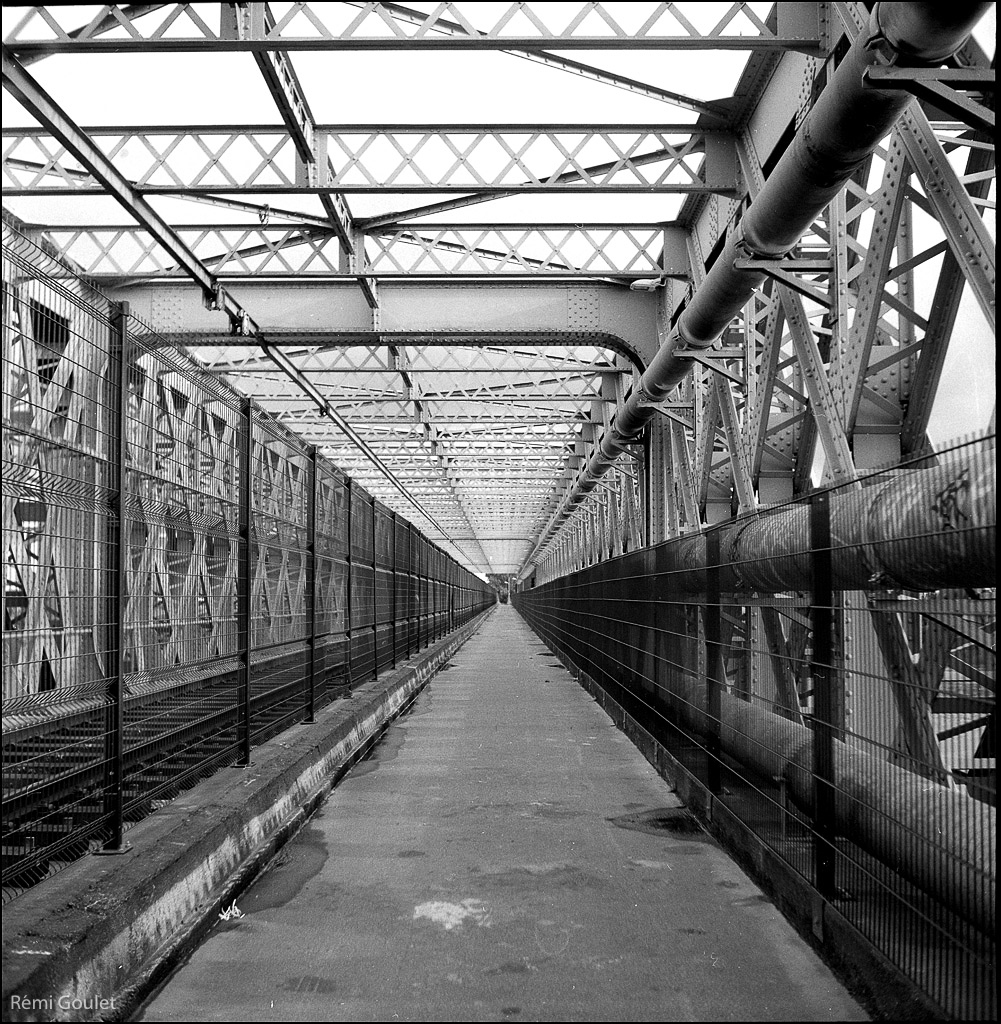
[101,301,129,853]
[642,428,652,548]
[811,490,837,898]
[390,512,398,668]
[371,497,378,678]
[238,398,254,766]
[408,523,416,657]
[705,529,723,796]
[306,446,317,723]
[345,477,354,688]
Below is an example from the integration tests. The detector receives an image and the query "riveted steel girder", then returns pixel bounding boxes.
[4,3,823,54]
[111,281,661,366]
[28,223,689,280]
[1,125,739,195]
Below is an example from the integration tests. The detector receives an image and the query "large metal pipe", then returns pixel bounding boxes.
[525,1,993,570]
[666,450,996,595]
[673,676,995,934]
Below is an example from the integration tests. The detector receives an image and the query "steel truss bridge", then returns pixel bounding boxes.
[1,3,996,1019]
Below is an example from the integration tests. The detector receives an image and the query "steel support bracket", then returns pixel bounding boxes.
[637,400,696,431]
[230,309,254,336]
[672,350,746,386]
[733,257,833,308]
[203,282,227,312]
[862,66,995,133]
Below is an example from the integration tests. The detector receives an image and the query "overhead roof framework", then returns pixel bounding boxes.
[2,2,995,577]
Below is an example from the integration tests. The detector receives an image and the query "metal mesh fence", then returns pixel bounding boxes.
[514,434,995,1020]
[2,218,494,900]
[3,227,120,883]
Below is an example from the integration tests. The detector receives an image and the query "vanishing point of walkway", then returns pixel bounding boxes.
[138,606,866,1022]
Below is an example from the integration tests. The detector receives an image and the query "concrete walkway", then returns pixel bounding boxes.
[137,606,866,1023]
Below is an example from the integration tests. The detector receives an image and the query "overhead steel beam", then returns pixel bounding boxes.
[183,341,620,374]
[109,283,661,367]
[283,415,583,427]
[4,3,823,54]
[34,222,688,280]
[228,2,377,308]
[15,3,167,64]
[353,134,734,228]
[366,224,688,278]
[519,0,994,577]
[2,125,738,195]
[165,192,337,227]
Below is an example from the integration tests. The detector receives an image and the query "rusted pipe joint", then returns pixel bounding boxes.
[869,2,992,66]
[732,222,796,265]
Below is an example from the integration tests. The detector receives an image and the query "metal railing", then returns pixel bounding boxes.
[514,434,996,1020]
[2,217,494,899]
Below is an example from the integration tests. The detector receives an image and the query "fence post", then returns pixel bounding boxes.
[408,523,415,658]
[390,512,398,668]
[345,478,353,688]
[705,528,723,796]
[238,398,254,766]
[371,497,378,679]
[101,301,129,853]
[642,427,652,547]
[306,446,317,723]
[811,489,836,899]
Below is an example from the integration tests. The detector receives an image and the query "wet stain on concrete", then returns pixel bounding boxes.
[608,807,711,841]
[474,862,581,887]
[732,893,772,906]
[407,692,435,717]
[349,726,407,777]
[532,803,583,821]
[281,975,339,994]
[534,921,571,956]
[486,961,534,976]
[398,849,426,859]
[448,800,581,821]
[243,826,329,912]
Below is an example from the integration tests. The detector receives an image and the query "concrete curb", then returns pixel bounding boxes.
[2,608,494,1023]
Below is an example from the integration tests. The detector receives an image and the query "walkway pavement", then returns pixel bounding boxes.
[138,605,866,1022]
